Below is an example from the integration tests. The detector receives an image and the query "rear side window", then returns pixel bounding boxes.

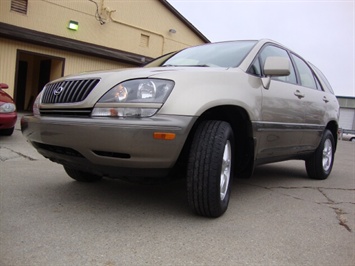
[308,62,334,94]
[257,45,297,84]
[291,54,318,90]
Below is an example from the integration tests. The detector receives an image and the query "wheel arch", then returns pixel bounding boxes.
[326,120,338,150]
[177,105,255,179]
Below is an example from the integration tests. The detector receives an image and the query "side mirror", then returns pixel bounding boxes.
[262,57,290,89]
[264,57,290,76]
[0,83,9,89]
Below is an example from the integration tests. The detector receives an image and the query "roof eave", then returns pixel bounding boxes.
[159,0,210,43]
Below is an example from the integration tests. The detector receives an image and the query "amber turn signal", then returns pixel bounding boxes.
[153,132,176,140]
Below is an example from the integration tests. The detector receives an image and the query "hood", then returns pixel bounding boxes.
[40,66,236,110]
[55,66,229,82]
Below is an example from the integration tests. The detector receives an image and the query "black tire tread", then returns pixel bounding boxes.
[305,129,335,180]
[187,120,233,217]
[0,127,14,136]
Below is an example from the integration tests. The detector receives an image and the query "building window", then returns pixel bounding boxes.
[11,0,28,15]
[140,34,150,48]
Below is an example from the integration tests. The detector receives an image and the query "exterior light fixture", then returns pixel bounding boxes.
[169,29,176,34]
[68,20,79,31]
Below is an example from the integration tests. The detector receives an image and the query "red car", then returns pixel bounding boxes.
[0,83,17,136]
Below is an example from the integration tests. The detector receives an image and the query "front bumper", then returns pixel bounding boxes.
[0,112,17,129]
[21,114,196,177]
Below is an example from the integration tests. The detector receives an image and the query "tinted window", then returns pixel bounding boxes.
[291,54,317,90]
[248,57,262,76]
[314,76,323,91]
[308,62,334,94]
[259,45,297,84]
[145,41,257,68]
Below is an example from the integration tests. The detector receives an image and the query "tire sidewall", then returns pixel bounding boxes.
[217,124,234,212]
[313,130,335,179]
[187,120,234,217]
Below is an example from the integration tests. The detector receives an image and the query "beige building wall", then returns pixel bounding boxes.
[0,38,131,108]
[0,0,208,109]
[0,0,204,57]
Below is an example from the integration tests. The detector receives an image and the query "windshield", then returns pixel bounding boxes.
[145,41,257,68]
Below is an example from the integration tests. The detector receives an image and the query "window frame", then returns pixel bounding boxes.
[308,62,334,94]
[247,44,298,85]
[247,43,328,92]
[290,53,325,92]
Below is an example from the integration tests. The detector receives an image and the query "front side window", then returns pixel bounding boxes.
[291,54,317,90]
[258,45,297,84]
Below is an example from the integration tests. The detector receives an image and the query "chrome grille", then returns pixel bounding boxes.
[42,79,100,104]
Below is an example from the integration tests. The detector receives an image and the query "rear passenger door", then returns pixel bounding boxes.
[290,53,327,150]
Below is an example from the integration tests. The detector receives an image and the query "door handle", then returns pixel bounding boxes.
[323,96,329,103]
[294,90,305,99]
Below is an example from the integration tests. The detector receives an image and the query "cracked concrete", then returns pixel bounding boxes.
[0,146,37,162]
[239,182,355,233]
[317,187,354,232]
[0,123,41,162]
[1,114,354,265]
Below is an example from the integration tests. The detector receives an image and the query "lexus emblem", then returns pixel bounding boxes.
[53,86,64,96]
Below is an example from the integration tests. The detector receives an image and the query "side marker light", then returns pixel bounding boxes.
[153,132,176,140]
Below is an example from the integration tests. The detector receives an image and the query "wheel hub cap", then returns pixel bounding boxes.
[220,140,232,201]
[322,139,333,172]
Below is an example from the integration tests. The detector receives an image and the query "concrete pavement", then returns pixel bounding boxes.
[1,114,354,265]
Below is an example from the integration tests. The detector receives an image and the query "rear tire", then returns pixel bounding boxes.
[187,120,234,217]
[64,166,102,182]
[305,129,335,180]
[0,127,14,136]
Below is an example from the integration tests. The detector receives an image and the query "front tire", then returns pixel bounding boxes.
[187,120,234,217]
[305,129,335,180]
[64,166,102,182]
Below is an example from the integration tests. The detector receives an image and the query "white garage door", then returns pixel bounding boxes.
[339,108,355,130]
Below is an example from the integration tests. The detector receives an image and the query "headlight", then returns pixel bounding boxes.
[92,79,174,118]
[0,102,16,113]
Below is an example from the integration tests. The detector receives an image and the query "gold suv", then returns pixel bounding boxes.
[21,39,339,217]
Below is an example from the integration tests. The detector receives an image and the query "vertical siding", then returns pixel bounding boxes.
[339,108,355,130]
[0,39,18,96]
